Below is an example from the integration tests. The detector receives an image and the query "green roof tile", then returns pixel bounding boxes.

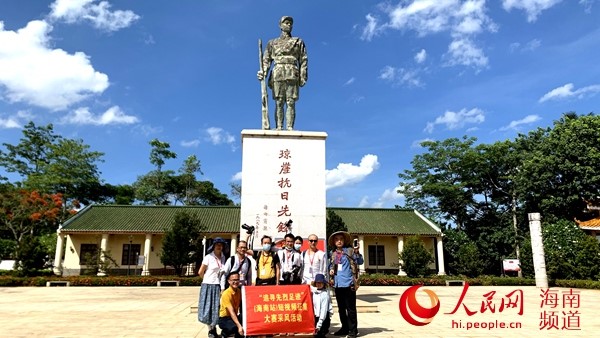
[328,207,440,236]
[61,205,240,234]
[60,205,440,236]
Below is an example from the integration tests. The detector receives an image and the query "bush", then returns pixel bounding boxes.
[400,236,434,277]
[0,238,16,259]
[449,241,485,277]
[541,220,600,280]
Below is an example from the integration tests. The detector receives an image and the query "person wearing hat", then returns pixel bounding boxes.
[328,231,363,338]
[198,237,227,338]
[311,273,333,338]
[257,15,308,131]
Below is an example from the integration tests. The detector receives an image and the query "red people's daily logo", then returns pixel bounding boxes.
[399,285,441,326]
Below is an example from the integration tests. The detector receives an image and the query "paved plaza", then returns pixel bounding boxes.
[1,285,599,337]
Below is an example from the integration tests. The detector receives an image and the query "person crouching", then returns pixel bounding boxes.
[311,274,332,338]
[218,271,244,338]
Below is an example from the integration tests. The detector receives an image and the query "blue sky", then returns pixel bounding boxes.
[1,0,599,208]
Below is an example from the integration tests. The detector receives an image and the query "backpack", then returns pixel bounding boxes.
[224,255,250,289]
[329,248,359,287]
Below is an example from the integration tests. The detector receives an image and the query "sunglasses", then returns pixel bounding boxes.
[309,240,318,243]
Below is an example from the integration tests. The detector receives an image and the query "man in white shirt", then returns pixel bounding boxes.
[301,233,328,285]
[277,233,303,284]
[220,240,253,289]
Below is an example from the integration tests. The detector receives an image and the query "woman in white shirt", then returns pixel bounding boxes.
[198,237,227,338]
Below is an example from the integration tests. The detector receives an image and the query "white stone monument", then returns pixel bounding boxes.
[240,129,327,251]
[528,212,548,288]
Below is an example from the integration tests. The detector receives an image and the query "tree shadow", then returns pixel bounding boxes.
[325,325,394,337]
[357,293,398,303]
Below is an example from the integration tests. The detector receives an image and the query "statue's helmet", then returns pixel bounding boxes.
[280,16,293,24]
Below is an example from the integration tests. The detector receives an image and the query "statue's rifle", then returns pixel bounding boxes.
[258,39,270,130]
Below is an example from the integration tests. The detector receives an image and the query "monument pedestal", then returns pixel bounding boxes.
[240,129,327,251]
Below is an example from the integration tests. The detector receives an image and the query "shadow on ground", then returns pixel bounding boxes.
[357,293,399,303]
[327,325,394,337]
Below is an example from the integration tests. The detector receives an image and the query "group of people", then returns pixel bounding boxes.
[197,231,363,338]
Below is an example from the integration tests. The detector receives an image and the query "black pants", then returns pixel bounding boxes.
[314,314,331,338]
[334,287,358,335]
[255,276,277,285]
[218,315,243,338]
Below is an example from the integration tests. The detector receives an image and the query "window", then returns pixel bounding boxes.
[122,244,141,265]
[368,245,385,266]
[79,244,98,265]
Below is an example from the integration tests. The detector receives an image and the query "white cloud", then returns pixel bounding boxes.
[205,127,235,145]
[59,106,138,125]
[133,124,162,137]
[358,196,370,208]
[502,0,563,22]
[411,138,434,148]
[500,115,541,131]
[579,0,595,13]
[362,0,496,71]
[425,107,485,133]
[49,0,140,32]
[510,39,542,52]
[379,65,423,87]
[444,38,488,69]
[0,110,34,129]
[361,13,380,41]
[180,139,200,148]
[414,49,427,63]
[0,116,21,129]
[372,185,405,208]
[344,77,356,86]
[539,83,600,102]
[0,20,109,110]
[326,154,380,190]
[231,171,242,181]
[525,38,542,51]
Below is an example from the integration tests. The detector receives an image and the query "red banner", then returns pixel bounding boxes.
[243,284,315,335]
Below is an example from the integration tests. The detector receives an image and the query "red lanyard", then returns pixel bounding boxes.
[308,251,316,266]
[335,251,343,264]
[214,253,223,269]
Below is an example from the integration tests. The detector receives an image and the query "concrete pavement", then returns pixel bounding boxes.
[0,285,599,337]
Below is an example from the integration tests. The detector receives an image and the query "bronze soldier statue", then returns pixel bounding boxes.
[257,16,308,131]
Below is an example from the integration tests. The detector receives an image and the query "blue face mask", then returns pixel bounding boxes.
[263,244,272,251]
[294,244,302,251]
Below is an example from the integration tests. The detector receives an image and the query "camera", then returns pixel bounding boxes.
[241,224,255,234]
[353,239,359,248]
[283,265,301,284]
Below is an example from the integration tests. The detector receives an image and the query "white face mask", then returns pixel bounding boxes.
[294,244,302,251]
[262,244,272,251]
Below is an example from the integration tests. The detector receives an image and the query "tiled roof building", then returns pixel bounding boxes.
[54,205,445,276]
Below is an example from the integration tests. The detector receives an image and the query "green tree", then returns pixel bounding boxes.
[0,122,104,204]
[15,234,47,275]
[160,211,204,276]
[99,184,136,205]
[516,113,600,221]
[134,139,178,205]
[326,210,347,251]
[0,122,60,177]
[177,155,202,205]
[400,236,433,277]
[0,238,16,259]
[399,137,479,230]
[449,241,484,277]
